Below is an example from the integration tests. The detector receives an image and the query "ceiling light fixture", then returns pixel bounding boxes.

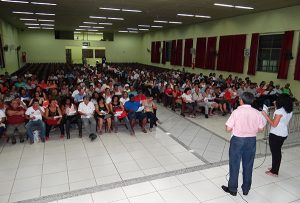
[139,28,149,31]
[83,22,97,24]
[40,24,54,26]
[122,9,142,12]
[195,15,211,18]
[95,33,103,35]
[87,29,98,31]
[75,28,85,31]
[107,17,124,20]
[153,20,168,23]
[169,21,182,24]
[177,14,194,17]
[35,12,55,15]
[20,18,37,21]
[127,28,138,30]
[28,27,40,29]
[234,5,254,9]
[79,25,91,28]
[92,26,104,29]
[38,19,54,22]
[98,22,112,25]
[129,31,139,33]
[99,7,120,11]
[118,31,128,33]
[42,27,54,29]
[31,2,56,6]
[74,31,81,33]
[13,11,33,14]
[151,25,163,28]
[138,25,150,27]
[25,23,39,25]
[89,16,106,19]
[1,0,28,3]
[213,3,234,7]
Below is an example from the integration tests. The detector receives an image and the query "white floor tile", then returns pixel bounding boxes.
[89,155,112,167]
[41,184,69,196]
[186,180,226,202]
[12,176,41,193]
[92,164,118,178]
[115,161,141,173]
[42,171,69,188]
[151,176,182,191]
[201,167,228,179]
[122,182,156,197]
[275,178,300,198]
[254,183,298,203]
[68,167,94,183]
[0,169,17,182]
[129,192,165,203]
[0,194,9,203]
[92,188,126,203]
[43,161,67,174]
[70,179,96,191]
[158,185,199,203]
[15,165,43,179]
[67,157,91,170]
[0,181,14,196]
[176,171,207,184]
[204,195,236,203]
[120,170,145,180]
[143,167,166,176]
[96,175,122,185]
[9,189,40,203]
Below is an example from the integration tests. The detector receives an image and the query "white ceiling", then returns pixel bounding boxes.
[0,0,299,34]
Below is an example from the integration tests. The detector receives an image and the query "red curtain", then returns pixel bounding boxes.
[195,38,206,68]
[295,44,300,81]
[205,37,217,70]
[151,42,155,63]
[170,40,177,65]
[184,38,193,67]
[154,41,161,63]
[217,34,246,73]
[161,41,166,64]
[247,33,259,75]
[176,39,183,66]
[278,31,294,79]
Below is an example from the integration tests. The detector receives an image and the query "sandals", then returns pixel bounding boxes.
[265,171,278,177]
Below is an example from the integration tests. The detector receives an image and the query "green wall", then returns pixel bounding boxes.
[0,19,20,74]
[141,5,300,99]
[19,30,142,64]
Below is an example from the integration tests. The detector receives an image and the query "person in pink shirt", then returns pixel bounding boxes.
[222,92,265,197]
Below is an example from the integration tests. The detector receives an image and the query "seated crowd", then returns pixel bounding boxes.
[0,63,297,144]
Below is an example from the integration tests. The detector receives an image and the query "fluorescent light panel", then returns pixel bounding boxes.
[98,22,112,25]
[99,7,120,11]
[89,16,106,19]
[25,23,39,25]
[154,20,168,23]
[36,12,55,15]
[1,0,28,3]
[129,31,138,33]
[79,25,91,28]
[87,29,98,31]
[95,33,103,35]
[83,22,97,24]
[74,31,81,33]
[139,28,149,31]
[177,14,194,17]
[40,24,54,26]
[169,21,182,24]
[75,28,85,31]
[42,27,54,29]
[107,17,124,20]
[122,9,142,12]
[151,25,163,28]
[195,15,211,18]
[20,18,37,21]
[28,26,40,29]
[38,19,54,22]
[118,30,128,33]
[234,5,254,9]
[138,25,150,27]
[92,26,104,29]
[214,3,234,7]
[13,11,33,14]
[31,2,56,6]
[127,28,138,30]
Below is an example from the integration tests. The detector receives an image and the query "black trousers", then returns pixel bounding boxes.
[269,133,287,175]
[65,115,82,138]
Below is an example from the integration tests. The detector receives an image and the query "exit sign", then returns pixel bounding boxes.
[82,42,90,47]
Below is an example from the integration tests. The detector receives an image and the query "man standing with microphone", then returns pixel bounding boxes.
[222,92,265,196]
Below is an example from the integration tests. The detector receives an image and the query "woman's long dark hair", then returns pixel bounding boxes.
[276,94,293,113]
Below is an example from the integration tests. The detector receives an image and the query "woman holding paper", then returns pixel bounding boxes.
[262,94,293,176]
[44,99,64,140]
[95,97,112,134]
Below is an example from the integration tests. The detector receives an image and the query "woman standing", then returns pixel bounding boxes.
[262,94,293,176]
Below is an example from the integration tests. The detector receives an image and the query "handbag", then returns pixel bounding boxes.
[114,108,128,119]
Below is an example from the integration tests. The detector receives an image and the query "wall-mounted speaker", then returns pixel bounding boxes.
[190,48,196,55]
[244,48,250,57]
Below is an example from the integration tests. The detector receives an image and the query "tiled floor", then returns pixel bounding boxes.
[0,106,299,203]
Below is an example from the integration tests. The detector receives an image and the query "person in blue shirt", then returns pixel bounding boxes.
[124,94,147,133]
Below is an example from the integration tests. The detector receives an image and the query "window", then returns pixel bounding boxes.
[82,49,93,58]
[165,41,172,62]
[95,49,105,58]
[257,34,283,73]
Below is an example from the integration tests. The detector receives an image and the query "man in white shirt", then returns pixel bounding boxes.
[192,85,209,118]
[78,96,97,141]
[25,99,46,143]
